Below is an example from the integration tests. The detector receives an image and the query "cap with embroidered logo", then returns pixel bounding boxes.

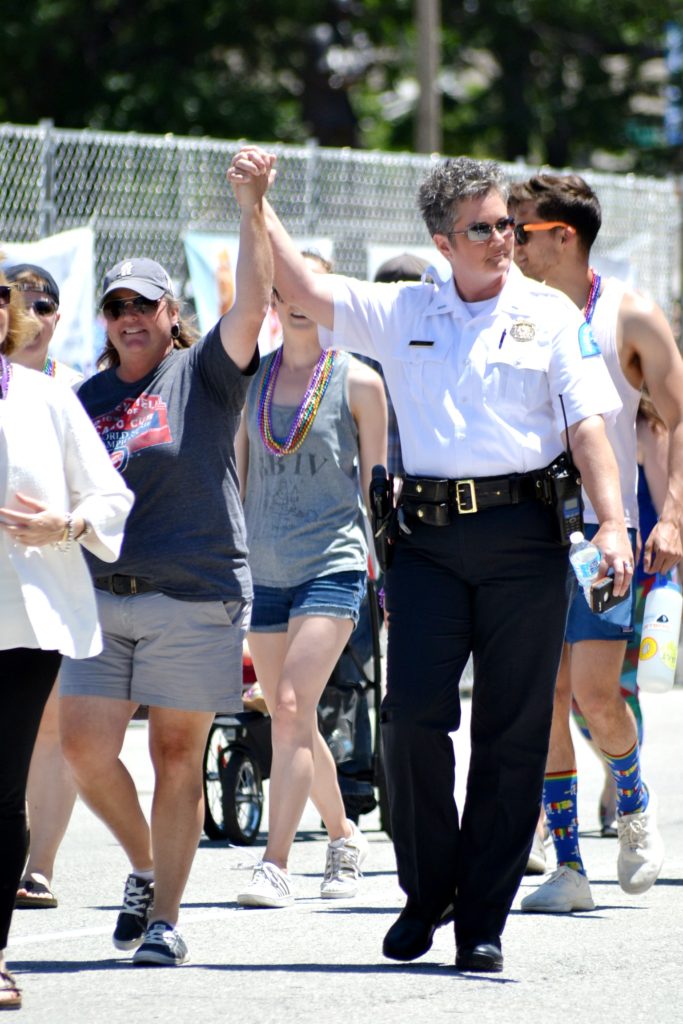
[100,258,174,304]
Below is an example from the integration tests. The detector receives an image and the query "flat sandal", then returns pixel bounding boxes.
[0,969,21,1011]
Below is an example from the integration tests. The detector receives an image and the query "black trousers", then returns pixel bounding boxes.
[0,648,61,949]
[381,500,570,949]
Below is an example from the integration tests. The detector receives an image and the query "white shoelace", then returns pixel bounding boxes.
[143,921,184,954]
[252,862,291,896]
[324,843,362,883]
[617,815,648,850]
[122,876,153,917]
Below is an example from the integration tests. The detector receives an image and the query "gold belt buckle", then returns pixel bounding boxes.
[455,479,478,514]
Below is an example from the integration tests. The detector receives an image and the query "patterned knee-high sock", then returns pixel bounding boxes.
[544,770,585,874]
[602,741,648,816]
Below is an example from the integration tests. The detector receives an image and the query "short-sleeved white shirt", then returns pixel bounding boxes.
[319,263,621,479]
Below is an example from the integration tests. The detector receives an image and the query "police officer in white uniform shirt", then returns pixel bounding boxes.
[229,147,633,973]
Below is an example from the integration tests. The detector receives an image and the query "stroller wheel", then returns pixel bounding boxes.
[219,750,264,845]
[203,729,263,843]
[204,726,234,840]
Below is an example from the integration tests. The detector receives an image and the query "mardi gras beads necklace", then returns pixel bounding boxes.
[583,268,601,324]
[0,354,11,399]
[258,346,337,457]
[43,356,57,377]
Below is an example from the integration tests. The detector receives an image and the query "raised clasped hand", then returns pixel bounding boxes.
[227,146,277,206]
[0,493,67,548]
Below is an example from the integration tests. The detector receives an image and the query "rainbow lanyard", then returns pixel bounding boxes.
[583,268,601,324]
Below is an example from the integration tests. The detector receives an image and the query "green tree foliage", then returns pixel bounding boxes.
[0,0,680,172]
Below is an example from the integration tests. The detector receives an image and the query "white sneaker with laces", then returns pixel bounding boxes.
[521,865,595,913]
[320,821,369,899]
[617,790,664,894]
[237,861,294,908]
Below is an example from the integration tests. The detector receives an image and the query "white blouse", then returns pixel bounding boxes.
[0,365,134,658]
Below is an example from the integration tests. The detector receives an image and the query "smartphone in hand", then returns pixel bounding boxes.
[590,575,630,614]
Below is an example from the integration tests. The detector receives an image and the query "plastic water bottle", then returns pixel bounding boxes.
[568,531,601,603]
[328,727,353,762]
[637,573,683,693]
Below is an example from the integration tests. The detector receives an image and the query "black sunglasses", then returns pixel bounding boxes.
[0,285,12,307]
[101,296,162,321]
[26,297,58,316]
[449,216,515,244]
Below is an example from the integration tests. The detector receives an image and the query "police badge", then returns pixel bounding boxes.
[509,320,536,342]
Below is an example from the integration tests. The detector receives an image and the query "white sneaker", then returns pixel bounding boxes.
[521,866,595,914]
[237,861,294,908]
[617,790,664,894]
[524,831,547,876]
[320,821,369,899]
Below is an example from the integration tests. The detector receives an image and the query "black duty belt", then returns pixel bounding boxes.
[401,471,541,526]
[94,575,158,596]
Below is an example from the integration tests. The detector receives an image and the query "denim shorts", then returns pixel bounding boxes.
[250,570,367,633]
[565,523,637,643]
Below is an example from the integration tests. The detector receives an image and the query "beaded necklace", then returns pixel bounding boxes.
[583,268,601,324]
[0,353,11,399]
[43,356,57,377]
[258,346,337,457]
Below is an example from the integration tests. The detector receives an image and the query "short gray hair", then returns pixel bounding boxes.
[418,157,509,237]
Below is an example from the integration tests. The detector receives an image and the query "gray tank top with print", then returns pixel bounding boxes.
[244,349,367,587]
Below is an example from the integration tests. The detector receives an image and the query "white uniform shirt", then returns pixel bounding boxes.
[319,263,622,479]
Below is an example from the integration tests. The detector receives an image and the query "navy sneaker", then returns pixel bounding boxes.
[133,920,189,966]
[113,874,154,951]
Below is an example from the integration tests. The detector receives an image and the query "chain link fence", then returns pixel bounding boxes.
[0,121,680,325]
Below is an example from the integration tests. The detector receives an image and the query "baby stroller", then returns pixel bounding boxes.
[202,577,389,845]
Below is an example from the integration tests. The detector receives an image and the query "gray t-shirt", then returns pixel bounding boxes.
[244,349,367,587]
[77,325,258,601]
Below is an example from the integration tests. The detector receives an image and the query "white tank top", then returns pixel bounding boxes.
[582,276,641,528]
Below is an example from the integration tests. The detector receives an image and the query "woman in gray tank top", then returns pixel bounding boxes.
[235,252,387,909]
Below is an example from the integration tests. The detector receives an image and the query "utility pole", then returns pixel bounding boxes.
[415,0,442,153]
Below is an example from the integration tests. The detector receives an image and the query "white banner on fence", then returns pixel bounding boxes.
[3,227,96,375]
[183,231,333,353]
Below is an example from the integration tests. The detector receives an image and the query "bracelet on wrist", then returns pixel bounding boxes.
[56,513,75,551]
[76,520,92,543]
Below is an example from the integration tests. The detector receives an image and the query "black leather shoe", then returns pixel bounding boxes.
[455,942,504,973]
[383,904,453,962]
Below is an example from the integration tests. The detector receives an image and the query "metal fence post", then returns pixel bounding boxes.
[39,118,55,238]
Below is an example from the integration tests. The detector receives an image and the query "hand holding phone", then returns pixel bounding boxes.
[590,574,630,614]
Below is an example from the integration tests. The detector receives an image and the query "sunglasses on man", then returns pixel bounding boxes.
[101,296,162,321]
[0,286,12,307]
[24,297,58,316]
[513,221,573,246]
[449,216,515,244]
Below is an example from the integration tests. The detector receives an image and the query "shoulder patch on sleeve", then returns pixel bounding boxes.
[578,322,601,358]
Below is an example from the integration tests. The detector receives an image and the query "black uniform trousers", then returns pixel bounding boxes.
[381,498,570,949]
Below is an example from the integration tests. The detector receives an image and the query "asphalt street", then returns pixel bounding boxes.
[8,688,683,1024]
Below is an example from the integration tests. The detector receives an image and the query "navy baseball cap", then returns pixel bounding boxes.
[101,257,174,304]
[4,263,60,304]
